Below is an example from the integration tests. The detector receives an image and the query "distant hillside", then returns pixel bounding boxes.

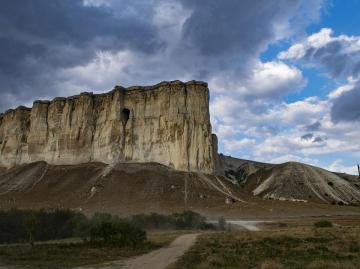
[218,155,360,205]
[0,157,359,219]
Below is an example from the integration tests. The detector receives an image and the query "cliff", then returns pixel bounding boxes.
[0,80,217,173]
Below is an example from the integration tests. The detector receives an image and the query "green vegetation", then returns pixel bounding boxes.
[0,209,211,268]
[0,209,88,244]
[0,209,213,245]
[172,226,360,269]
[314,220,333,228]
[130,211,215,230]
[89,218,146,247]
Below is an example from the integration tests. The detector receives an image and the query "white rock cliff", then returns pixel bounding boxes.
[0,81,218,173]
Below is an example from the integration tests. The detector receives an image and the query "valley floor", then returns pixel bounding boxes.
[0,231,184,269]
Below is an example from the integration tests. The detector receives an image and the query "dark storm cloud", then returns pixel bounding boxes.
[0,0,160,53]
[331,85,360,122]
[301,133,314,141]
[0,0,161,111]
[301,133,324,143]
[313,136,324,143]
[180,0,299,58]
[305,121,321,131]
[0,0,320,112]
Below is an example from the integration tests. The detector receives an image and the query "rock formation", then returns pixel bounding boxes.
[0,80,217,173]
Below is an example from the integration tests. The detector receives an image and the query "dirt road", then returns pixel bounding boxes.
[122,233,198,269]
[74,233,198,269]
[227,220,273,231]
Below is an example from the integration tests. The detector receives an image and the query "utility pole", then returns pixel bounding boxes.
[184,173,189,211]
[358,164,360,179]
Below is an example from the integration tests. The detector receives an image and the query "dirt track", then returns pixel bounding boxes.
[123,233,198,269]
[74,233,198,269]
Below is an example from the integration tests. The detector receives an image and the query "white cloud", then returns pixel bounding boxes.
[278,28,333,60]
[267,154,320,166]
[308,28,333,48]
[223,138,256,152]
[247,61,306,97]
[278,28,360,79]
[328,80,356,99]
[278,43,305,60]
[209,60,305,98]
[276,97,329,125]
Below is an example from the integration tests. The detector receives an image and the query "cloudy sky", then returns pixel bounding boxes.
[1,0,360,174]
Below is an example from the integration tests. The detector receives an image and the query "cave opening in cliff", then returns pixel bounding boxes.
[121,108,130,125]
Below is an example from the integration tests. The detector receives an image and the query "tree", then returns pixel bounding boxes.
[89,220,146,247]
[24,213,39,246]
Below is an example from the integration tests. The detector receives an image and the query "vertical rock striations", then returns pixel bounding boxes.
[0,81,217,173]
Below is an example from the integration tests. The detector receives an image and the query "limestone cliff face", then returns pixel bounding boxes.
[0,81,217,173]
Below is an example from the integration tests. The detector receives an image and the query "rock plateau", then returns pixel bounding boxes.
[0,81,217,173]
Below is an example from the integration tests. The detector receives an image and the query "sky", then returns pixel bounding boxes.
[0,0,360,174]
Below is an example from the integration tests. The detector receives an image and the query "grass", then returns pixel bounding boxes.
[0,242,155,269]
[0,230,183,269]
[172,225,360,269]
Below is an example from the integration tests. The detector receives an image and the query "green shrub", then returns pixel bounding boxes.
[129,211,215,230]
[171,211,208,230]
[131,213,172,230]
[314,220,333,228]
[0,209,89,244]
[89,220,146,248]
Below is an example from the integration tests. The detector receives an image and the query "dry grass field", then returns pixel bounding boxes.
[172,222,360,269]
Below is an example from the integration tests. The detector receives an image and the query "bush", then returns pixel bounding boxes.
[171,211,208,230]
[89,220,146,248]
[24,213,39,246]
[131,213,172,230]
[314,220,333,228]
[129,211,215,230]
[0,209,89,244]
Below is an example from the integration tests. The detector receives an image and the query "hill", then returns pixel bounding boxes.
[218,155,360,205]
[0,157,359,219]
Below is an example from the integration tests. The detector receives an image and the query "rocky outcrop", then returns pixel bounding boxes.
[0,81,217,173]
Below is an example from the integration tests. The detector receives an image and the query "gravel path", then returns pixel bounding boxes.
[74,233,199,269]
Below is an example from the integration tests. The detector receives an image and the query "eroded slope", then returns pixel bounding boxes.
[219,155,360,205]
